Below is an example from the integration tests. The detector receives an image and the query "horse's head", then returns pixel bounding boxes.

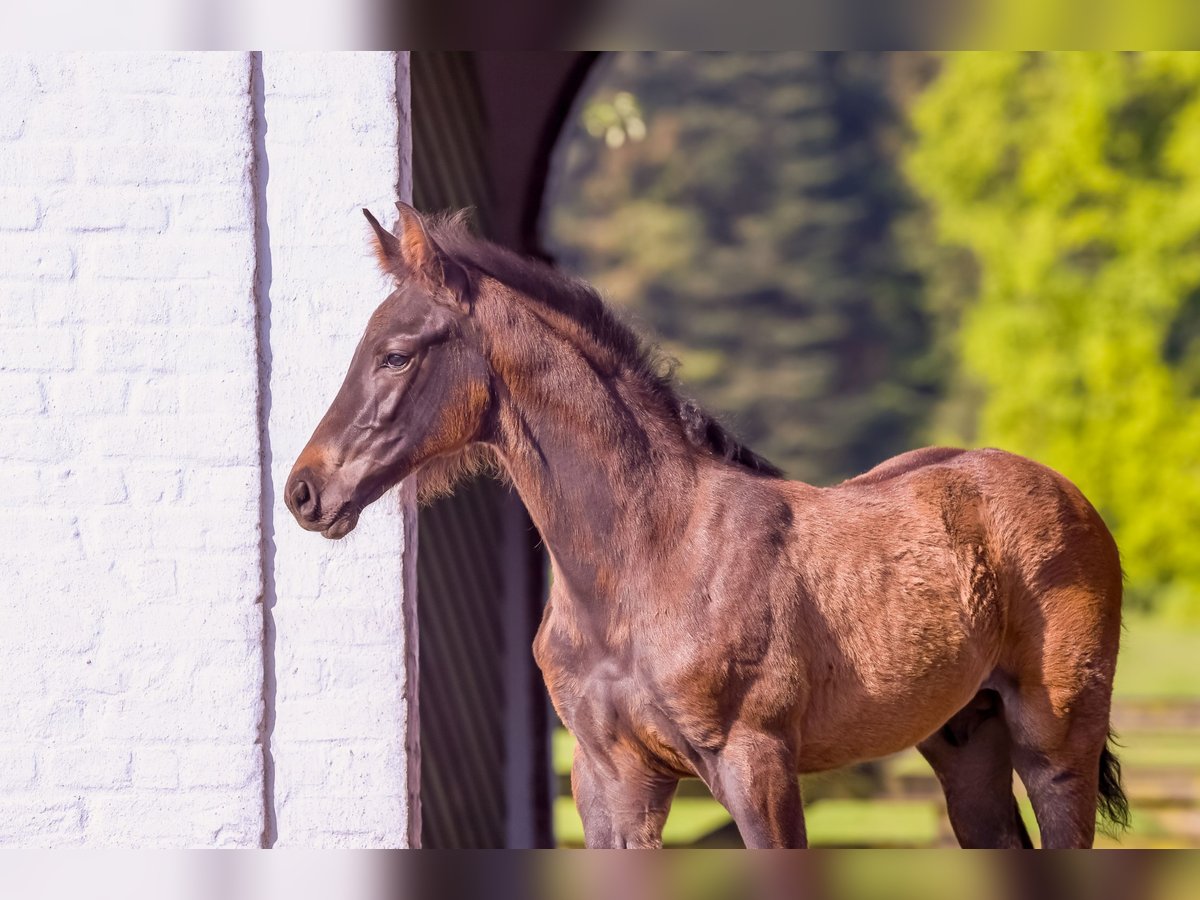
[286,203,489,539]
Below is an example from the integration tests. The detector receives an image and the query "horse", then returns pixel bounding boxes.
[285,202,1129,848]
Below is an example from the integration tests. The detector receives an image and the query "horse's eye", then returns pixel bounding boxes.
[384,352,412,370]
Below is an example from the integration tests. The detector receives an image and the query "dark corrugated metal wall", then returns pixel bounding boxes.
[416,478,508,847]
[411,51,551,848]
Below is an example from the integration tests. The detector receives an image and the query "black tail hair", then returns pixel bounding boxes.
[1097,728,1131,835]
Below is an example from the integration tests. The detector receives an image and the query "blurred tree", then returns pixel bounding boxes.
[546,52,940,485]
[908,52,1200,616]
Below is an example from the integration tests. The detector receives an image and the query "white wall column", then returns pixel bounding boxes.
[259,51,418,849]
[0,51,417,848]
[0,52,265,846]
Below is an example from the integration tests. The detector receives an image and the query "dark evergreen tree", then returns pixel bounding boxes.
[546,52,939,484]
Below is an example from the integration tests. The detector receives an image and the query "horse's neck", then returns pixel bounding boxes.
[485,319,698,604]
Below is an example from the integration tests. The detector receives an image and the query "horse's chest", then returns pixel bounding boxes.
[533,618,695,775]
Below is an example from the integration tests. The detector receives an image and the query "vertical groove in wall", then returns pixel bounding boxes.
[249,50,278,849]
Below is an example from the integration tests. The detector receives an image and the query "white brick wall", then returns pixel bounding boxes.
[0,52,416,847]
[261,51,417,849]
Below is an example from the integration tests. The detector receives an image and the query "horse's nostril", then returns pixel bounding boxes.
[289,477,318,521]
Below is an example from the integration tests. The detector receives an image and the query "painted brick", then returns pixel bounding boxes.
[43,373,131,415]
[169,189,254,232]
[76,53,248,98]
[0,464,43,503]
[42,748,133,789]
[178,746,260,790]
[0,51,415,850]
[0,747,38,790]
[275,795,406,849]
[0,143,75,185]
[28,54,78,93]
[0,799,85,847]
[77,142,249,187]
[2,419,85,462]
[3,699,87,745]
[128,374,181,414]
[29,283,73,326]
[265,51,416,849]
[41,466,129,505]
[0,239,75,279]
[44,187,169,233]
[0,328,75,370]
[25,94,250,146]
[0,284,37,326]
[84,791,262,848]
[178,371,258,415]
[84,235,252,282]
[0,373,45,414]
[131,748,180,790]
[0,189,41,229]
[80,327,179,373]
[0,52,265,849]
[123,466,184,504]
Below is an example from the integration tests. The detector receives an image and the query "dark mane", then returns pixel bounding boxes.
[426,212,783,478]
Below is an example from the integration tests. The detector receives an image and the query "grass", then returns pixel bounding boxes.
[551,726,575,776]
[1116,731,1200,769]
[806,799,941,847]
[555,795,733,847]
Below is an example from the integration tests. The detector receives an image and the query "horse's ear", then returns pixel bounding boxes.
[393,201,471,304]
[363,204,468,301]
[363,207,403,272]
[363,203,440,276]
[392,201,440,276]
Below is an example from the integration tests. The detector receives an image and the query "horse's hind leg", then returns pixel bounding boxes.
[1000,584,1123,849]
[918,690,1032,848]
[1004,679,1111,848]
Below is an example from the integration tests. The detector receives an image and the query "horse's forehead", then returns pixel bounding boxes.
[365,289,438,335]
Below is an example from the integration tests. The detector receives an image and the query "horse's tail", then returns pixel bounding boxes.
[1097,728,1131,834]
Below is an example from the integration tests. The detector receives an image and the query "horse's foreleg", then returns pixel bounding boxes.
[705,732,806,849]
[571,748,678,848]
[918,691,1032,848]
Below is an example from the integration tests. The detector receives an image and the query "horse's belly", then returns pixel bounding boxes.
[795,652,991,773]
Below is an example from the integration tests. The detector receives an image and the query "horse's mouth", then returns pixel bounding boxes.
[321,509,360,540]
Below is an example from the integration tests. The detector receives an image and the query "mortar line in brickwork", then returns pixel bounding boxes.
[249,50,279,849]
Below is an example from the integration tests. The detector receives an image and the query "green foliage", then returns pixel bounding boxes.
[546,52,939,485]
[908,52,1200,616]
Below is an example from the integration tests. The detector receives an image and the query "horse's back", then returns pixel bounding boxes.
[841,445,971,487]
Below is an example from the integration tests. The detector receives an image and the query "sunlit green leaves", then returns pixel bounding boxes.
[581,91,646,149]
[909,52,1200,617]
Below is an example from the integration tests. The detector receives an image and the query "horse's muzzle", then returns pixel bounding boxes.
[285,467,322,528]
[284,465,361,539]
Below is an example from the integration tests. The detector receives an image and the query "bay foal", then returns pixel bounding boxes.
[286,204,1128,848]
